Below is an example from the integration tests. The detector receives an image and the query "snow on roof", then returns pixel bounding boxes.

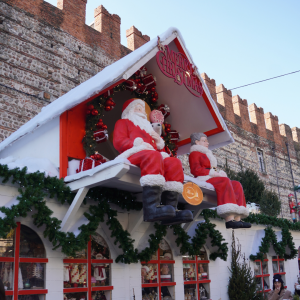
[0,28,182,153]
[0,27,233,153]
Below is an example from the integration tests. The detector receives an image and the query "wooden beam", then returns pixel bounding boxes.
[61,187,89,232]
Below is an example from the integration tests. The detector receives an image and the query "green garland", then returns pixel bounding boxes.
[83,70,178,157]
[249,226,297,261]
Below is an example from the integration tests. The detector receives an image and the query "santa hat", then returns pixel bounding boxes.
[121,98,145,119]
[141,266,150,273]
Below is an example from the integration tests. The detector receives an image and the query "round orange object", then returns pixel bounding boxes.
[182,182,203,205]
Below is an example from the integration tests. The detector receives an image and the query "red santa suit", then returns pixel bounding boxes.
[189,144,248,218]
[113,98,184,193]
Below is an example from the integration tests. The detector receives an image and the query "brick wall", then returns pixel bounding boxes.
[180,73,300,218]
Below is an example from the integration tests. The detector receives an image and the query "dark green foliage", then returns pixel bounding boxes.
[222,159,265,204]
[249,225,297,262]
[260,190,281,217]
[228,231,265,300]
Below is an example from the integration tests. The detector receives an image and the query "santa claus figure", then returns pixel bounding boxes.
[189,132,251,229]
[288,193,297,223]
[113,98,192,224]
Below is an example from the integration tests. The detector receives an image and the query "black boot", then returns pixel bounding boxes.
[160,191,193,225]
[143,186,175,222]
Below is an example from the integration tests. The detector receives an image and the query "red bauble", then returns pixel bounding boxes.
[88,104,94,110]
[105,106,112,111]
[154,92,158,97]
[165,128,171,133]
[91,109,98,116]
[86,110,91,114]
[135,79,141,83]
[102,124,108,130]
[151,97,157,102]
[151,87,156,92]
[165,123,171,129]
[97,121,103,127]
[105,99,115,107]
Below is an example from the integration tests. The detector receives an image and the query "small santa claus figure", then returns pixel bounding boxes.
[189,133,251,229]
[288,193,297,223]
[113,98,192,224]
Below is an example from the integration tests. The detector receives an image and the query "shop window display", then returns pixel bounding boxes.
[63,233,113,300]
[254,254,270,293]
[182,248,210,300]
[272,256,286,288]
[0,222,48,299]
[298,247,300,275]
[141,239,175,300]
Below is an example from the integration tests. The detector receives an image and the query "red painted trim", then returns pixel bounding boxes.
[0,257,14,262]
[141,283,159,288]
[161,282,176,287]
[19,258,48,263]
[5,291,13,296]
[59,111,68,179]
[198,279,211,284]
[255,274,270,278]
[184,280,197,285]
[174,38,188,60]
[63,259,88,264]
[91,286,114,291]
[273,272,286,275]
[182,260,196,264]
[88,239,92,300]
[141,260,159,264]
[91,259,113,264]
[19,289,48,295]
[13,222,21,298]
[255,259,268,262]
[197,260,210,264]
[63,288,88,293]
[160,260,175,264]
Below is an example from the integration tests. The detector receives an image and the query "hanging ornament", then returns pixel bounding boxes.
[103,88,114,98]
[164,123,171,133]
[97,119,104,128]
[104,106,112,111]
[143,74,156,91]
[88,104,94,110]
[151,97,158,102]
[105,98,115,107]
[124,79,137,91]
[91,109,99,116]
[86,110,91,115]
[158,104,170,119]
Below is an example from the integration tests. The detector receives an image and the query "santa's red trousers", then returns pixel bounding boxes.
[206,177,246,207]
[128,150,184,182]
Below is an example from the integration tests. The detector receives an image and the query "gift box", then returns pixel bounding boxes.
[169,130,180,143]
[142,74,156,91]
[201,272,208,279]
[158,104,170,119]
[93,129,108,144]
[124,79,137,91]
[76,157,104,173]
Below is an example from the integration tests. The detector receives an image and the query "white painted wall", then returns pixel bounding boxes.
[1,182,300,300]
[0,117,60,168]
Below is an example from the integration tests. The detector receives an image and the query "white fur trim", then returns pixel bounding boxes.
[163,181,183,193]
[115,142,154,159]
[238,206,249,218]
[121,99,145,119]
[160,152,170,160]
[216,203,240,218]
[140,174,165,187]
[156,137,165,150]
[209,169,217,177]
[133,137,143,147]
[190,145,217,168]
[197,175,212,182]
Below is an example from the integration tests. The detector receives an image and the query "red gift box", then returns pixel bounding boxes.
[142,74,156,91]
[76,157,102,173]
[93,129,108,144]
[158,104,170,119]
[169,130,180,143]
[124,79,137,91]
[136,84,147,94]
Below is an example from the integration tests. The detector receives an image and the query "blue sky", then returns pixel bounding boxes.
[46,0,300,130]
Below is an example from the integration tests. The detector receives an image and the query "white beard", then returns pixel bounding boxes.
[126,111,154,135]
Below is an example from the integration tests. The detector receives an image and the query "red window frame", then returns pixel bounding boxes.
[63,237,114,299]
[0,222,48,298]
[254,258,271,293]
[183,255,211,300]
[141,249,176,300]
[272,256,287,289]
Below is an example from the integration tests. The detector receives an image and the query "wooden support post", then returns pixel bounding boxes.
[61,187,89,232]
